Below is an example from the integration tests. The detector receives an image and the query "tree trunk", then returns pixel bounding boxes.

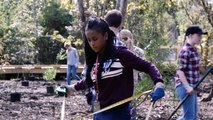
[77,0,86,41]
[181,1,197,24]
[200,0,213,28]
[95,0,100,16]
[120,0,127,27]
[115,0,121,10]
[86,0,90,8]
[101,0,110,17]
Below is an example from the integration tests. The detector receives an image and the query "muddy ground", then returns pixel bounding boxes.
[0,80,212,120]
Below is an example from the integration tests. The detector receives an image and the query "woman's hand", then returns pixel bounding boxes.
[150,82,165,102]
[185,84,194,95]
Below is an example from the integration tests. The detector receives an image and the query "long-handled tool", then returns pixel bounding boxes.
[60,96,66,120]
[145,101,155,120]
[130,93,149,112]
[87,90,152,117]
[56,86,67,120]
[168,65,213,120]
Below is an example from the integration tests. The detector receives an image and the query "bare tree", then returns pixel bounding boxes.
[120,0,128,26]
[77,0,86,41]
[101,0,110,17]
[199,0,213,101]
[200,0,213,28]
[115,0,121,10]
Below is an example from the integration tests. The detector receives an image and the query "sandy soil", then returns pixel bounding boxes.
[0,80,212,120]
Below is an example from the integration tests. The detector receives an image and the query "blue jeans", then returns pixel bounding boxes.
[93,105,131,120]
[67,65,81,85]
[175,84,198,120]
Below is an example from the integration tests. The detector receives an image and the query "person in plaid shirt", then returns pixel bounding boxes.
[175,26,207,120]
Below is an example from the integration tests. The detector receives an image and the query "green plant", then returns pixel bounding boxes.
[43,68,57,81]
[132,74,154,108]
[134,74,154,95]
[155,62,177,85]
[56,48,67,63]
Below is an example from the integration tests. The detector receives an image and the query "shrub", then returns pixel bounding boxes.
[43,68,57,81]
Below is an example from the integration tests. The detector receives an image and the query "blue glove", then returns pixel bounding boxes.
[150,87,165,102]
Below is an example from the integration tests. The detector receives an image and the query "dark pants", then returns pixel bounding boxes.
[93,105,131,120]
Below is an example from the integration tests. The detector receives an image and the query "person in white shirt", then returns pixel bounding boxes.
[105,9,125,46]
[65,43,81,85]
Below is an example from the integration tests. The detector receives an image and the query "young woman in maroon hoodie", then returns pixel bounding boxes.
[66,17,165,120]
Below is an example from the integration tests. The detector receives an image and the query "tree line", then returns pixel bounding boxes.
[0,0,212,68]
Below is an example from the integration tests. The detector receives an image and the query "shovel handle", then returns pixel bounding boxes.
[60,96,66,120]
[145,101,155,120]
[168,65,213,120]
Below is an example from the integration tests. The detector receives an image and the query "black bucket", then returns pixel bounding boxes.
[28,76,35,81]
[21,80,29,86]
[46,86,54,94]
[10,92,21,102]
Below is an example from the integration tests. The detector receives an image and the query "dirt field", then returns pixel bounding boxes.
[0,80,212,120]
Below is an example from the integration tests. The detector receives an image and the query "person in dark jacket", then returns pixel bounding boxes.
[66,17,165,120]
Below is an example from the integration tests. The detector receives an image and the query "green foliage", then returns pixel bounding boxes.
[1,26,34,64]
[52,31,84,63]
[0,0,77,65]
[155,63,177,85]
[43,68,57,81]
[56,48,67,64]
[39,1,73,36]
[126,0,174,63]
[0,0,212,66]
[35,36,64,64]
[134,74,154,95]
[0,0,22,26]
[134,63,177,95]
[0,0,44,64]
[175,0,213,68]
[34,1,78,64]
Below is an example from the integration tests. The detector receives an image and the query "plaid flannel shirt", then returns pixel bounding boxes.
[175,43,200,87]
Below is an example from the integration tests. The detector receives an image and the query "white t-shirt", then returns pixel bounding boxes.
[67,48,79,66]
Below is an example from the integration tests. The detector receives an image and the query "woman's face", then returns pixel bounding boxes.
[119,33,132,49]
[189,34,202,45]
[119,33,127,43]
[85,29,107,53]
[65,44,71,50]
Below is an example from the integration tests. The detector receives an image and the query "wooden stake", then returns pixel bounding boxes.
[145,102,155,120]
[60,96,66,120]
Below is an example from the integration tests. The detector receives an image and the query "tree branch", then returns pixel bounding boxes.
[120,0,128,26]
[101,0,110,17]
[200,0,213,28]
[115,0,121,10]
[181,1,195,24]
